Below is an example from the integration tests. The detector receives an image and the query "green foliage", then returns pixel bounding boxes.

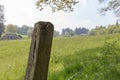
[89,29,97,35]
[99,0,120,16]
[62,27,89,36]
[0,23,4,37]
[36,0,79,12]
[5,24,17,33]
[0,5,5,37]
[75,27,89,35]
[48,34,120,80]
[99,39,120,80]
[0,34,120,80]
[89,24,120,35]
[35,0,120,15]
[0,40,30,80]
[72,37,120,80]
[17,25,29,35]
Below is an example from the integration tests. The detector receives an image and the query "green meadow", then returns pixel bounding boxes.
[0,34,120,80]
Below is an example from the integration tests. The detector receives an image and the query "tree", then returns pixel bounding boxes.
[0,23,4,37]
[0,5,4,37]
[89,29,97,35]
[89,23,120,35]
[97,28,106,35]
[17,25,29,35]
[36,0,79,12]
[99,0,120,17]
[36,0,120,17]
[5,24,17,33]
[61,28,74,36]
[75,27,89,35]
[75,27,81,35]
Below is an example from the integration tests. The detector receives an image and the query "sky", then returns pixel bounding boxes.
[0,0,117,32]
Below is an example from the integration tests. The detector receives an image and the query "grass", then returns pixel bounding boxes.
[0,34,120,80]
[0,40,30,80]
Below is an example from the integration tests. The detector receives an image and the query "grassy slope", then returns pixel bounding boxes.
[0,34,120,80]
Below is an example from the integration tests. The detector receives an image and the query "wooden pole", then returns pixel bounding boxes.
[24,21,54,80]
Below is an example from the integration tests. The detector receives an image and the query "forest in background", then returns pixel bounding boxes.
[1,20,120,39]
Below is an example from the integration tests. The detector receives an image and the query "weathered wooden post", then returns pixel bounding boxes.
[24,21,54,80]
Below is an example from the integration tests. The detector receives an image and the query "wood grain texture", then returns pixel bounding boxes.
[24,21,54,80]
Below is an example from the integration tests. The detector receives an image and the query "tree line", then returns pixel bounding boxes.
[54,27,89,37]
[1,22,120,38]
[89,21,120,35]
[5,22,120,38]
[3,24,34,38]
[54,21,120,37]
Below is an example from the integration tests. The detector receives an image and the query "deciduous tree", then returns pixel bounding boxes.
[0,5,4,37]
[98,0,120,17]
[36,0,120,17]
[36,0,79,12]
[5,24,17,33]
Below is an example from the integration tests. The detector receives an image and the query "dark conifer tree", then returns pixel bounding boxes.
[0,5,4,37]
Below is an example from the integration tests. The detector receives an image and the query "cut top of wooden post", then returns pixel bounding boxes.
[25,21,54,80]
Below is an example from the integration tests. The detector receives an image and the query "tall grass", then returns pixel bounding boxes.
[0,34,120,80]
[0,40,30,80]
